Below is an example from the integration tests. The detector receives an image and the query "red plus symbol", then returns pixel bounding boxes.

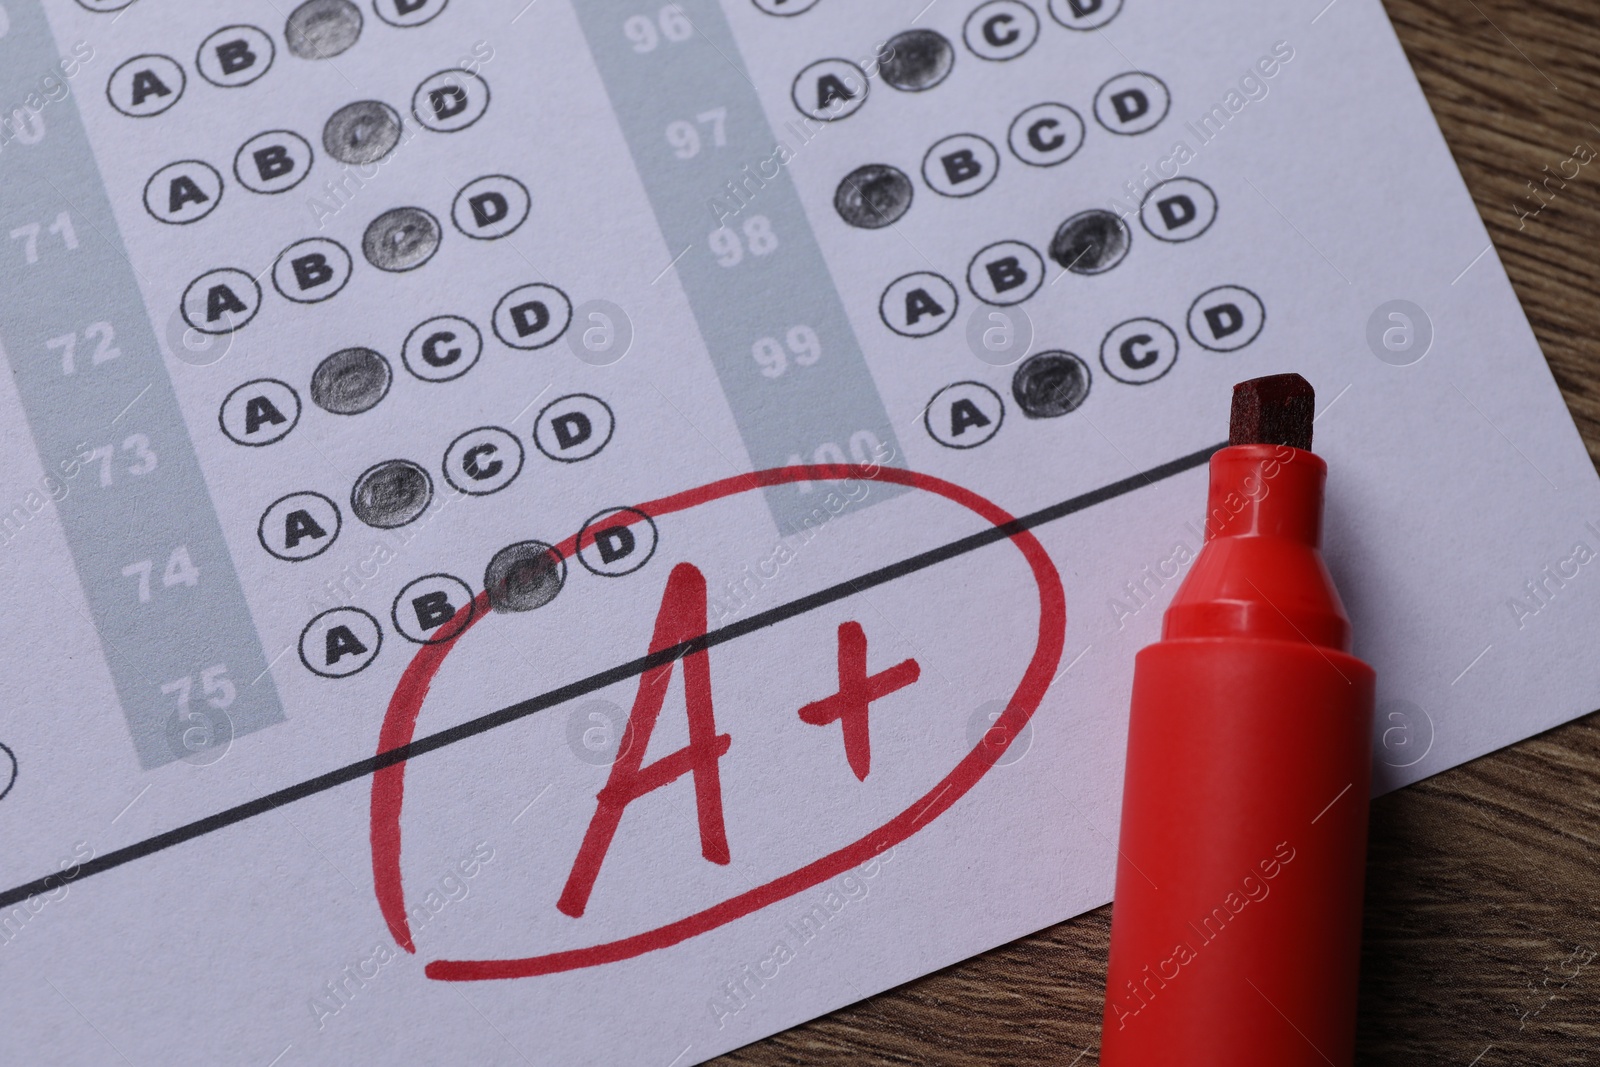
[798,621,920,781]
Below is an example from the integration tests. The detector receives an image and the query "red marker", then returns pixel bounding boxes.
[1101,374,1375,1066]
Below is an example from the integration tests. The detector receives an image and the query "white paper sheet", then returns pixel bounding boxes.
[2,0,1597,1063]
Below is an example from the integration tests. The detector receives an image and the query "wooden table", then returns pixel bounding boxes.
[720,0,1600,1061]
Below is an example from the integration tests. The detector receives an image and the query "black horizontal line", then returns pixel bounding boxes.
[0,443,1221,911]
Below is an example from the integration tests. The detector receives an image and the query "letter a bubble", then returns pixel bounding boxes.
[182,268,261,334]
[272,237,352,303]
[258,491,341,561]
[391,573,475,644]
[299,607,382,677]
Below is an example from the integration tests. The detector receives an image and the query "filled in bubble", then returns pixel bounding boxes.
[323,100,402,165]
[310,347,391,414]
[484,541,566,613]
[286,0,363,60]
[350,459,433,529]
[880,30,955,91]
[835,164,913,229]
[363,207,441,272]
[1012,351,1091,418]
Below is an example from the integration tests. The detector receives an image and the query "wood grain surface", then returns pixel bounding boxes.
[718,0,1600,1061]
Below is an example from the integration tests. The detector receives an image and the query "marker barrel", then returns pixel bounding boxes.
[1101,444,1374,1067]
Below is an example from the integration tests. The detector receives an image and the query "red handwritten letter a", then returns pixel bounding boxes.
[557,562,732,918]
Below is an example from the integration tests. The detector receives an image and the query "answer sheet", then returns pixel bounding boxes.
[1,0,1597,1062]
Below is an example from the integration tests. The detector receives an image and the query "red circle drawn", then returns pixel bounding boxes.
[370,464,1066,980]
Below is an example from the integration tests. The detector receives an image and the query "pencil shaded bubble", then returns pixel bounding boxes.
[1012,351,1091,418]
[566,299,634,366]
[566,699,636,766]
[1049,209,1131,274]
[835,164,913,229]
[311,347,391,414]
[363,207,441,272]
[965,304,1033,366]
[1366,300,1433,367]
[286,0,363,59]
[164,306,234,367]
[351,459,433,529]
[484,540,566,613]
[880,29,954,91]
[164,703,232,767]
[1376,699,1433,769]
[323,100,402,165]
[967,699,1031,767]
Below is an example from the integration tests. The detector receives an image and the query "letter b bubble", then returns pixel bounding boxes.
[272,237,353,303]
[922,133,1000,198]
[234,130,313,194]
[197,26,275,87]
[391,574,475,644]
[967,240,1044,306]
[578,507,658,577]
